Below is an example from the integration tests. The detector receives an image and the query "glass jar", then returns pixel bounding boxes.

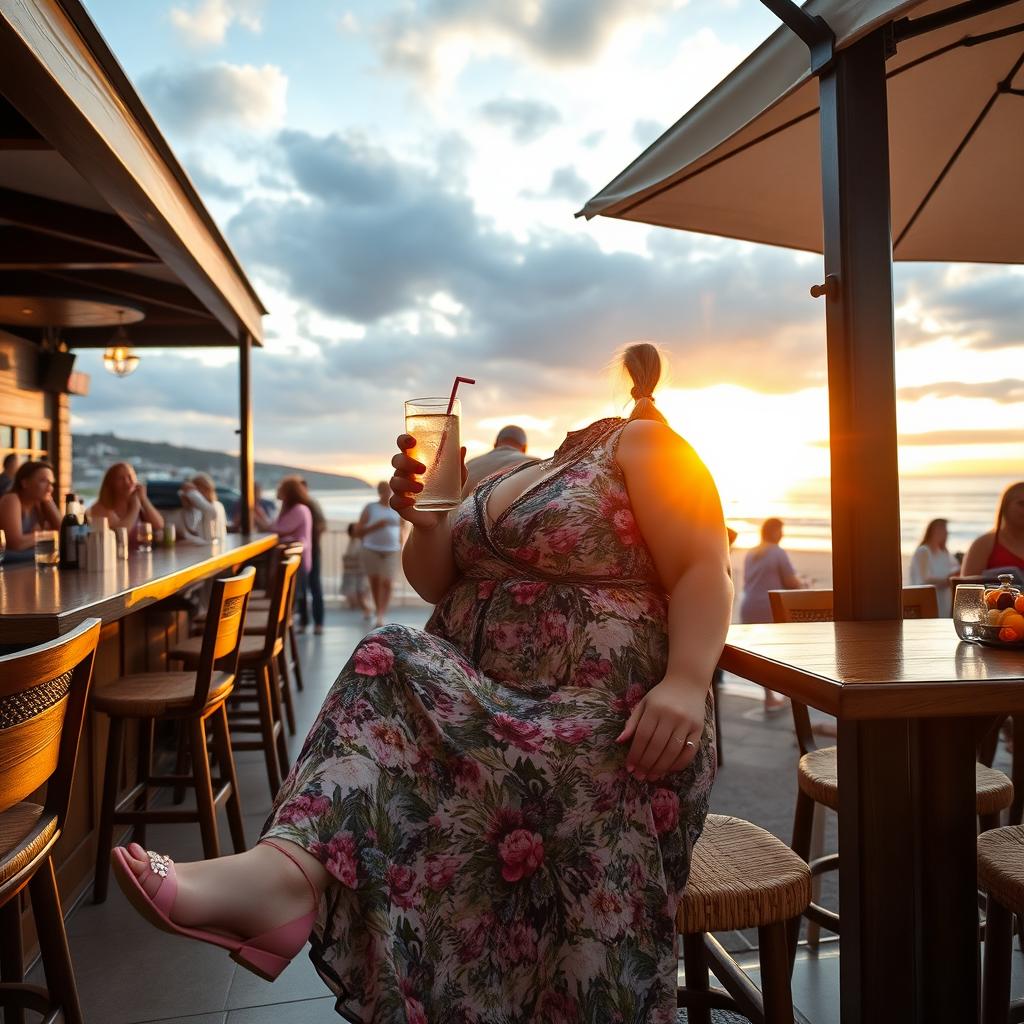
[953,584,986,641]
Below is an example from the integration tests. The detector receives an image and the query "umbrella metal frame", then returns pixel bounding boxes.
[759,3,1019,1022]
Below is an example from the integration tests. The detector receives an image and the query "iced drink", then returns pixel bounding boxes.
[405,398,462,511]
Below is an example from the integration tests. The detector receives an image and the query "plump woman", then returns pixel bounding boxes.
[112,343,732,1023]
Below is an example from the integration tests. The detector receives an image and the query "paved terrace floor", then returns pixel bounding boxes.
[36,604,1020,1023]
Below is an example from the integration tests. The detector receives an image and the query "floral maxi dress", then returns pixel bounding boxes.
[263,417,717,1024]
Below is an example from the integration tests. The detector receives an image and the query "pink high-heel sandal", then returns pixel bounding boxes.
[111,840,318,982]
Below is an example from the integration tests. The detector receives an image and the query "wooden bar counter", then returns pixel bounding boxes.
[0,534,277,645]
[1,533,277,946]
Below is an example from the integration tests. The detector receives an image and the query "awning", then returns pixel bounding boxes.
[0,0,267,347]
[580,0,1024,264]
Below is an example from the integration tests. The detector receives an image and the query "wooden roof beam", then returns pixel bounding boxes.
[0,227,157,269]
[0,187,156,259]
[37,268,216,319]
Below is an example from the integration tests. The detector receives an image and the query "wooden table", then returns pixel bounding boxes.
[721,619,1024,1024]
[0,533,277,644]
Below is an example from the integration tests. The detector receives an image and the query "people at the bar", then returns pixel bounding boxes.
[963,481,1024,577]
[0,452,18,496]
[112,343,731,1024]
[89,462,165,534]
[179,473,227,544]
[355,480,404,628]
[254,476,314,624]
[740,516,804,712]
[0,460,61,560]
[909,518,960,616]
[295,479,326,635]
[463,423,538,492]
[228,482,276,530]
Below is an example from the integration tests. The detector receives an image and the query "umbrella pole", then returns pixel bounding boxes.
[816,29,903,624]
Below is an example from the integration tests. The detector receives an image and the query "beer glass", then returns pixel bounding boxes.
[34,530,59,567]
[137,521,153,552]
[404,397,462,511]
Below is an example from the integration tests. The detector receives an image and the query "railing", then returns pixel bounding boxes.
[320,525,426,607]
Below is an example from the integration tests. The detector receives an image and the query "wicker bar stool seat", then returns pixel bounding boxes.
[677,814,810,1024]
[979,826,1024,1024]
[0,619,101,1024]
[797,746,1012,818]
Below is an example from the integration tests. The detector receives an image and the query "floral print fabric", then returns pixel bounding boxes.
[263,417,717,1023]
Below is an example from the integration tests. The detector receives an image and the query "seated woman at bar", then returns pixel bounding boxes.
[179,474,227,544]
[0,460,62,561]
[963,481,1024,577]
[111,344,732,1024]
[254,476,313,620]
[89,462,165,534]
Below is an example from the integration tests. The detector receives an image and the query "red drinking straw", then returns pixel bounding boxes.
[447,376,476,415]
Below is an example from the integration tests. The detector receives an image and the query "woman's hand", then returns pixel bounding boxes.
[616,675,708,782]
[389,434,467,530]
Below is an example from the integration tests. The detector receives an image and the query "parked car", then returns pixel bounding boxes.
[143,478,240,511]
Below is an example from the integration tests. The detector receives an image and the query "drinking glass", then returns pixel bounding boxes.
[0,528,5,568]
[404,397,462,511]
[952,583,986,641]
[34,530,59,568]
[137,521,153,553]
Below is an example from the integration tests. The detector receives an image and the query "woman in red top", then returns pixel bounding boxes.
[963,481,1024,575]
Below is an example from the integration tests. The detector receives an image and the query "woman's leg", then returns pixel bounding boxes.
[367,574,383,621]
[295,568,310,630]
[376,577,393,626]
[120,839,330,937]
[310,547,325,631]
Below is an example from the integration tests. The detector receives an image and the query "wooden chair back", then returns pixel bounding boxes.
[0,618,101,823]
[768,585,939,753]
[256,554,301,660]
[190,566,255,711]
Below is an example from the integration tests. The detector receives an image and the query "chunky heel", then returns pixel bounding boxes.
[232,946,291,982]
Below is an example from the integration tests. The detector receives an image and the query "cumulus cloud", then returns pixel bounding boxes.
[898,379,1024,404]
[375,0,677,79]
[170,0,263,47]
[227,128,824,393]
[522,165,591,203]
[138,62,287,135]
[478,97,562,143]
[185,156,245,202]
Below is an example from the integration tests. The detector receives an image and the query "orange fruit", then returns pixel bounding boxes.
[1002,613,1024,634]
[999,626,1022,643]
[1016,595,1024,614]
[986,589,1002,608]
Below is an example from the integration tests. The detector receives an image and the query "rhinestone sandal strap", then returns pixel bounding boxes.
[140,850,177,917]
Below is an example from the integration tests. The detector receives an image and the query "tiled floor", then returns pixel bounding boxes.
[34,604,1023,1022]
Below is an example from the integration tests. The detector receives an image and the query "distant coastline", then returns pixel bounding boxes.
[73,432,369,494]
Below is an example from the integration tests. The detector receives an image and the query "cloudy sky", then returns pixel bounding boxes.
[75,0,1024,499]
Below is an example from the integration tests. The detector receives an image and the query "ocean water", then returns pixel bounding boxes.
[315,473,1012,556]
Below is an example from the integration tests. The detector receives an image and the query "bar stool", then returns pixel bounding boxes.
[979,826,1024,1024]
[0,618,101,1024]
[170,555,300,799]
[769,585,1013,949]
[92,568,255,903]
[677,814,810,1024]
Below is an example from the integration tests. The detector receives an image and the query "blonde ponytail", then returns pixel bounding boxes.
[622,342,668,424]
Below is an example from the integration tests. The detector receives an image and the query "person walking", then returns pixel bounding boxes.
[255,476,314,629]
[111,342,731,1024]
[463,424,538,492]
[740,517,804,712]
[356,481,404,627]
[909,518,960,616]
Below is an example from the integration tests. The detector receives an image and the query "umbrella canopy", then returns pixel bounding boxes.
[581,0,1024,263]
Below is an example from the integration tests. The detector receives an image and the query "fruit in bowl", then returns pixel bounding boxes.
[975,575,1024,646]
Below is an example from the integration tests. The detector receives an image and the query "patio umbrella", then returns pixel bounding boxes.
[581,0,1024,262]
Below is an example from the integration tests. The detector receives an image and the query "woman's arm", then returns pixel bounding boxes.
[41,497,62,530]
[779,550,803,590]
[90,495,141,532]
[0,494,34,550]
[135,484,164,531]
[615,419,734,782]
[390,434,466,604]
[962,532,995,576]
